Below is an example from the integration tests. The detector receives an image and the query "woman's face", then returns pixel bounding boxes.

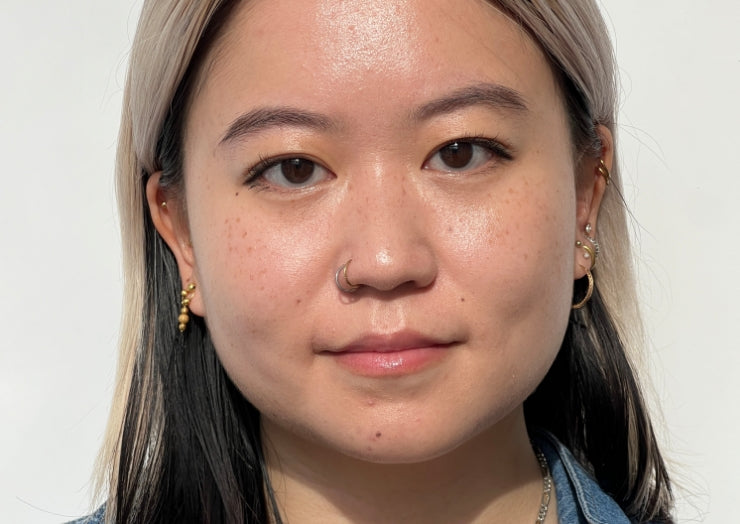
[154,0,599,462]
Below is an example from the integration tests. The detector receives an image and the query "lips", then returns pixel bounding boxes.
[320,331,456,377]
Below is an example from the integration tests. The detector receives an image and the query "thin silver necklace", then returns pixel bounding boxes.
[533,447,553,523]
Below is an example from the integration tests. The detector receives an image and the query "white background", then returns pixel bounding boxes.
[1,1,738,522]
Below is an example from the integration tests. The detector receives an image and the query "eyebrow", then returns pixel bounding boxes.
[412,82,529,121]
[219,107,335,146]
[218,82,528,146]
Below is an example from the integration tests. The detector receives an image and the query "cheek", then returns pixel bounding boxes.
[440,178,575,366]
[443,180,574,299]
[188,202,330,392]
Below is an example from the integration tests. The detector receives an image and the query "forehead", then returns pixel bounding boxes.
[190,0,561,140]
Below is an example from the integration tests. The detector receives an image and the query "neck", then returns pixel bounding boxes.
[263,409,552,524]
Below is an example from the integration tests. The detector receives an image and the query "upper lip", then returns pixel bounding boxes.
[321,330,456,354]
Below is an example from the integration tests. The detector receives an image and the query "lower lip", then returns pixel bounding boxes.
[328,346,449,377]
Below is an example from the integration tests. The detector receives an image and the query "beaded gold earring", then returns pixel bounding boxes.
[178,283,196,332]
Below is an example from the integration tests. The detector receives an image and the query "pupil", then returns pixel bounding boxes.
[440,142,473,169]
[281,159,314,184]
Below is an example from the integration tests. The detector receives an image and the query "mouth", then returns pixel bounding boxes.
[319,331,457,377]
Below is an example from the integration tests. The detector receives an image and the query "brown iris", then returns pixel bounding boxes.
[281,158,315,184]
[438,141,474,169]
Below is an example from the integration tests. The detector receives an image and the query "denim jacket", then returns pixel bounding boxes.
[533,431,633,523]
[68,432,633,524]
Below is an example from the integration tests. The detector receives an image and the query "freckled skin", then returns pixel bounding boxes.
[150,0,606,520]
[171,0,584,461]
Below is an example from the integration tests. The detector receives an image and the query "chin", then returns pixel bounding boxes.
[310,405,523,466]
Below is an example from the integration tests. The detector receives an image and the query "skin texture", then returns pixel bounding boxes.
[148,0,610,522]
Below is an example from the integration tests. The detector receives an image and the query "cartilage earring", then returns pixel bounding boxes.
[597,159,611,185]
[584,223,600,258]
[575,240,596,270]
[335,259,359,293]
[178,283,196,332]
[572,241,595,309]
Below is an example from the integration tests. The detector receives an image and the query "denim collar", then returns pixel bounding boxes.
[533,430,632,524]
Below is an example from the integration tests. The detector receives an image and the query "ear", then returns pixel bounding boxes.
[573,125,613,279]
[145,173,203,315]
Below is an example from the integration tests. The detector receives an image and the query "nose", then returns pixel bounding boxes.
[336,166,438,293]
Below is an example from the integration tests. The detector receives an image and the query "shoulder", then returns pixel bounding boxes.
[65,504,106,524]
[532,431,634,524]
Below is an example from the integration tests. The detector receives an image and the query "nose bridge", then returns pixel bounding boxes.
[339,160,437,292]
[354,160,410,230]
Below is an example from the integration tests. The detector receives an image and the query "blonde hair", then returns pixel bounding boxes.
[495,0,644,355]
[95,0,236,512]
[98,1,672,522]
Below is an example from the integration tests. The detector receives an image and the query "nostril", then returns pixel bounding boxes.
[339,247,437,294]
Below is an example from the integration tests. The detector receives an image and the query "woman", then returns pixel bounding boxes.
[77,0,673,522]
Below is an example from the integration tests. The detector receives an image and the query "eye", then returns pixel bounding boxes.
[246,156,332,190]
[424,138,511,173]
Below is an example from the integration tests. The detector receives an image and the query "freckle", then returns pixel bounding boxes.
[235,191,239,197]
[375,432,382,438]
[460,297,465,302]
[296,299,302,305]
[236,217,241,223]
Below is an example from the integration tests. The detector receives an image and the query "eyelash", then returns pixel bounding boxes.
[243,154,329,190]
[464,136,513,160]
[243,136,514,189]
[425,136,513,170]
[244,155,277,187]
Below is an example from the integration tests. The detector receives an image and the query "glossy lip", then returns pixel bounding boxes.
[319,331,456,377]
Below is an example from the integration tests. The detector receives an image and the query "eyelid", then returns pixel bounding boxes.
[244,153,333,190]
[435,136,513,158]
[423,136,513,172]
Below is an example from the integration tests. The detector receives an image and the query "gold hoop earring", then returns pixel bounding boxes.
[178,283,196,332]
[573,240,595,309]
[572,269,594,310]
[597,159,611,185]
[335,259,359,293]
